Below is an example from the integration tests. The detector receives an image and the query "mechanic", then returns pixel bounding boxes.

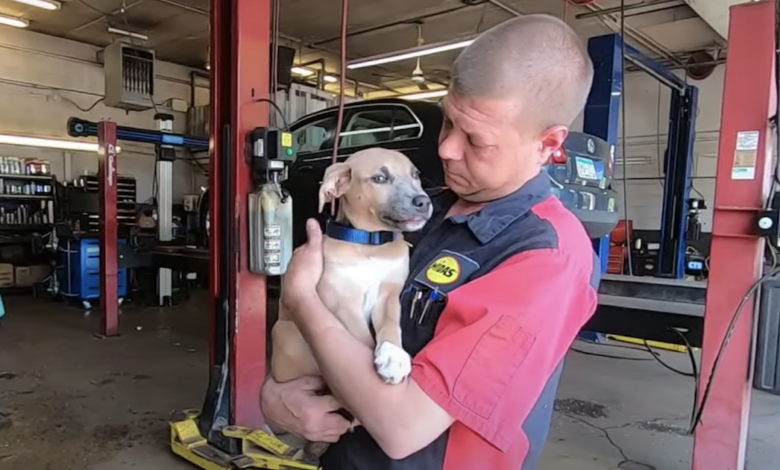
[262,13,599,470]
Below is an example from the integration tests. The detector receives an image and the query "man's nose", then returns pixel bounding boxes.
[412,194,431,211]
[438,134,463,161]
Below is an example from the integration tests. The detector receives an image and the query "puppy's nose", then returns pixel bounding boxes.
[412,194,431,211]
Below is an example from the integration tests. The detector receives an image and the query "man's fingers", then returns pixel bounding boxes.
[317,393,346,412]
[305,218,323,247]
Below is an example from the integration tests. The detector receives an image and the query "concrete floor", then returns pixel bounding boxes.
[0,293,777,470]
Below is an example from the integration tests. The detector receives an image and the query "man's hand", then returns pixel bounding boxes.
[281,219,324,315]
[261,375,353,443]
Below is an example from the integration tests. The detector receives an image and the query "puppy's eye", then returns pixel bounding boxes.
[412,170,420,180]
[371,174,388,184]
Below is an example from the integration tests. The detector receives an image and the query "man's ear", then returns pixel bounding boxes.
[538,125,569,165]
[318,162,352,212]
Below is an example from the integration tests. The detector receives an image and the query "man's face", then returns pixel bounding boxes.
[437,91,567,202]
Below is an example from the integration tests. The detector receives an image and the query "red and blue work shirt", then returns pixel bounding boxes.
[320,172,600,470]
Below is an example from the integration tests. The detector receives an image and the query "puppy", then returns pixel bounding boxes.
[271,148,433,459]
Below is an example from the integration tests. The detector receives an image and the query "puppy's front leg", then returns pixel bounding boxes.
[372,284,412,385]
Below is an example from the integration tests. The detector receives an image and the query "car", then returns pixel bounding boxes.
[198,98,445,248]
[198,97,618,252]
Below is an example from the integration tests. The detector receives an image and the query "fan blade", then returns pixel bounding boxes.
[417,82,430,91]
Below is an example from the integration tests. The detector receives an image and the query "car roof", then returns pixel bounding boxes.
[290,97,442,129]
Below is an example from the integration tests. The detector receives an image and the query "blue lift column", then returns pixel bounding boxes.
[583,33,698,279]
[584,34,622,275]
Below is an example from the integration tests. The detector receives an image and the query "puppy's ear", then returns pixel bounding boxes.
[319,162,352,212]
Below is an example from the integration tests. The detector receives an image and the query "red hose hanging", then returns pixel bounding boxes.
[329,0,349,215]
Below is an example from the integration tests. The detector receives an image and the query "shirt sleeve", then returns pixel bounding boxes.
[410,248,598,452]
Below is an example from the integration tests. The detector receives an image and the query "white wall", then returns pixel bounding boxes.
[0,27,208,202]
[571,66,725,232]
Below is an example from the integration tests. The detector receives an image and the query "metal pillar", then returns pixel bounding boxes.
[98,121,119,337]
[155,113,175,306]
[199,0,271,449]
[584,34,622,275]
[693,2,776,469]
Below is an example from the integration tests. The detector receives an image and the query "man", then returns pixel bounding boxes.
[262,14,599,470]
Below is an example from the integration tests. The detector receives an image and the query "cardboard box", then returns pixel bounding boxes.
[30,265,51,283]
[0,263,13,287]
[14,266,32,287]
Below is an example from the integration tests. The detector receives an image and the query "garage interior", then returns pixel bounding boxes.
[0,0,779,470]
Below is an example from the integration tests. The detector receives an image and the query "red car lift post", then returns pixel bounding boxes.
[98,121,119,337]
[204,0,271,433]
[693,2,777,470]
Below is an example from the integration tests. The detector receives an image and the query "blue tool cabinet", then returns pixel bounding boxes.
[56,238,128,301]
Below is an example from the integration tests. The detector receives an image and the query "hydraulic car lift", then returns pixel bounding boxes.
[585,33,698,279]
[73,116,208,335]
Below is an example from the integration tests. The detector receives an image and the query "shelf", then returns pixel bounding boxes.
[0,174,54,181]
[0,224,51,232]
[0,194,53,200]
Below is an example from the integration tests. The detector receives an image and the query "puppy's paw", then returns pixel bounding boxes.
[374,342,412,385]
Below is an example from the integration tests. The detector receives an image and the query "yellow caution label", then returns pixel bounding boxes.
[281,132,293,148]
[426,256,461,285]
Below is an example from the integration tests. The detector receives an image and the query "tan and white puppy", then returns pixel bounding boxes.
[272,148,433,390]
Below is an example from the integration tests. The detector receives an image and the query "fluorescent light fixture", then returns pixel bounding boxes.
[107,26,148,41]
[348,38,475,70]
[323,75,338,83]
[0,14,29,28]
[10,0,60,10]
[291,67,315,77]
[0,134,121,153]
[398,89,448,101]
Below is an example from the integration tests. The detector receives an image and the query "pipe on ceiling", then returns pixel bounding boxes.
[575,0,683,19]
[313,4,476,46]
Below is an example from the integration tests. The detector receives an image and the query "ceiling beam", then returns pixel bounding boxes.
[682,0,740,39]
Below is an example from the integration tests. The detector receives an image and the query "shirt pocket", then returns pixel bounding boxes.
[452,315,536,419]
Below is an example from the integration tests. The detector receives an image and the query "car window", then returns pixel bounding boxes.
[293,115,338,154]
[342,107,422,148]
[293,106,423,156]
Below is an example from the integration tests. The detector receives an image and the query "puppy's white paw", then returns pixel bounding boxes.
[374,342,412,385]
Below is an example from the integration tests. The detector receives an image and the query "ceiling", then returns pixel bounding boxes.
[0,0,724,97]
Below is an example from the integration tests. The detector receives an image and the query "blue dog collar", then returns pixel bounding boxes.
[325,220,397,246]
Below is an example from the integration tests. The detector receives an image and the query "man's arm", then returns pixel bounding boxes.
[295,247,597,459]
[295,299,453,459]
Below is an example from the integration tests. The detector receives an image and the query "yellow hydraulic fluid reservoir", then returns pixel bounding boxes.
[249,182,293,276]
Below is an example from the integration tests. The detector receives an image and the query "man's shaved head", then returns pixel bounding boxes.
[450,14,593,130]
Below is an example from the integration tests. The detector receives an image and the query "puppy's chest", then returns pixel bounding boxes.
[327,256,407,323]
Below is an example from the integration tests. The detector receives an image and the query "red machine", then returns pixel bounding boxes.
[693,2,777,469]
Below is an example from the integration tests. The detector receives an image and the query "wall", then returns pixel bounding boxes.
[571,65,725,232]
[0,27,209,202]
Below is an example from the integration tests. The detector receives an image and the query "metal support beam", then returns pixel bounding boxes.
[658,84,697,278]
[98,121,119,337]
[693,2,776,469]
[198,0,271,452]
[156,114,175,306]
[584,34,622,275]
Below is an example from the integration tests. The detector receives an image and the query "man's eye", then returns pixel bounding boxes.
[372,174,388,184]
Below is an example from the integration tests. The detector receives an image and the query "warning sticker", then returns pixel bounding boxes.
[732,130,759,180]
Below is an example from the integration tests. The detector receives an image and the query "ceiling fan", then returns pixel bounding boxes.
[373,23,446,91]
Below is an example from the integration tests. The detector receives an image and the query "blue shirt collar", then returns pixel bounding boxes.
[443,172,552,245]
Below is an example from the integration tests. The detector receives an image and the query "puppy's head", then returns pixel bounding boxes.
[318,148,433,233]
